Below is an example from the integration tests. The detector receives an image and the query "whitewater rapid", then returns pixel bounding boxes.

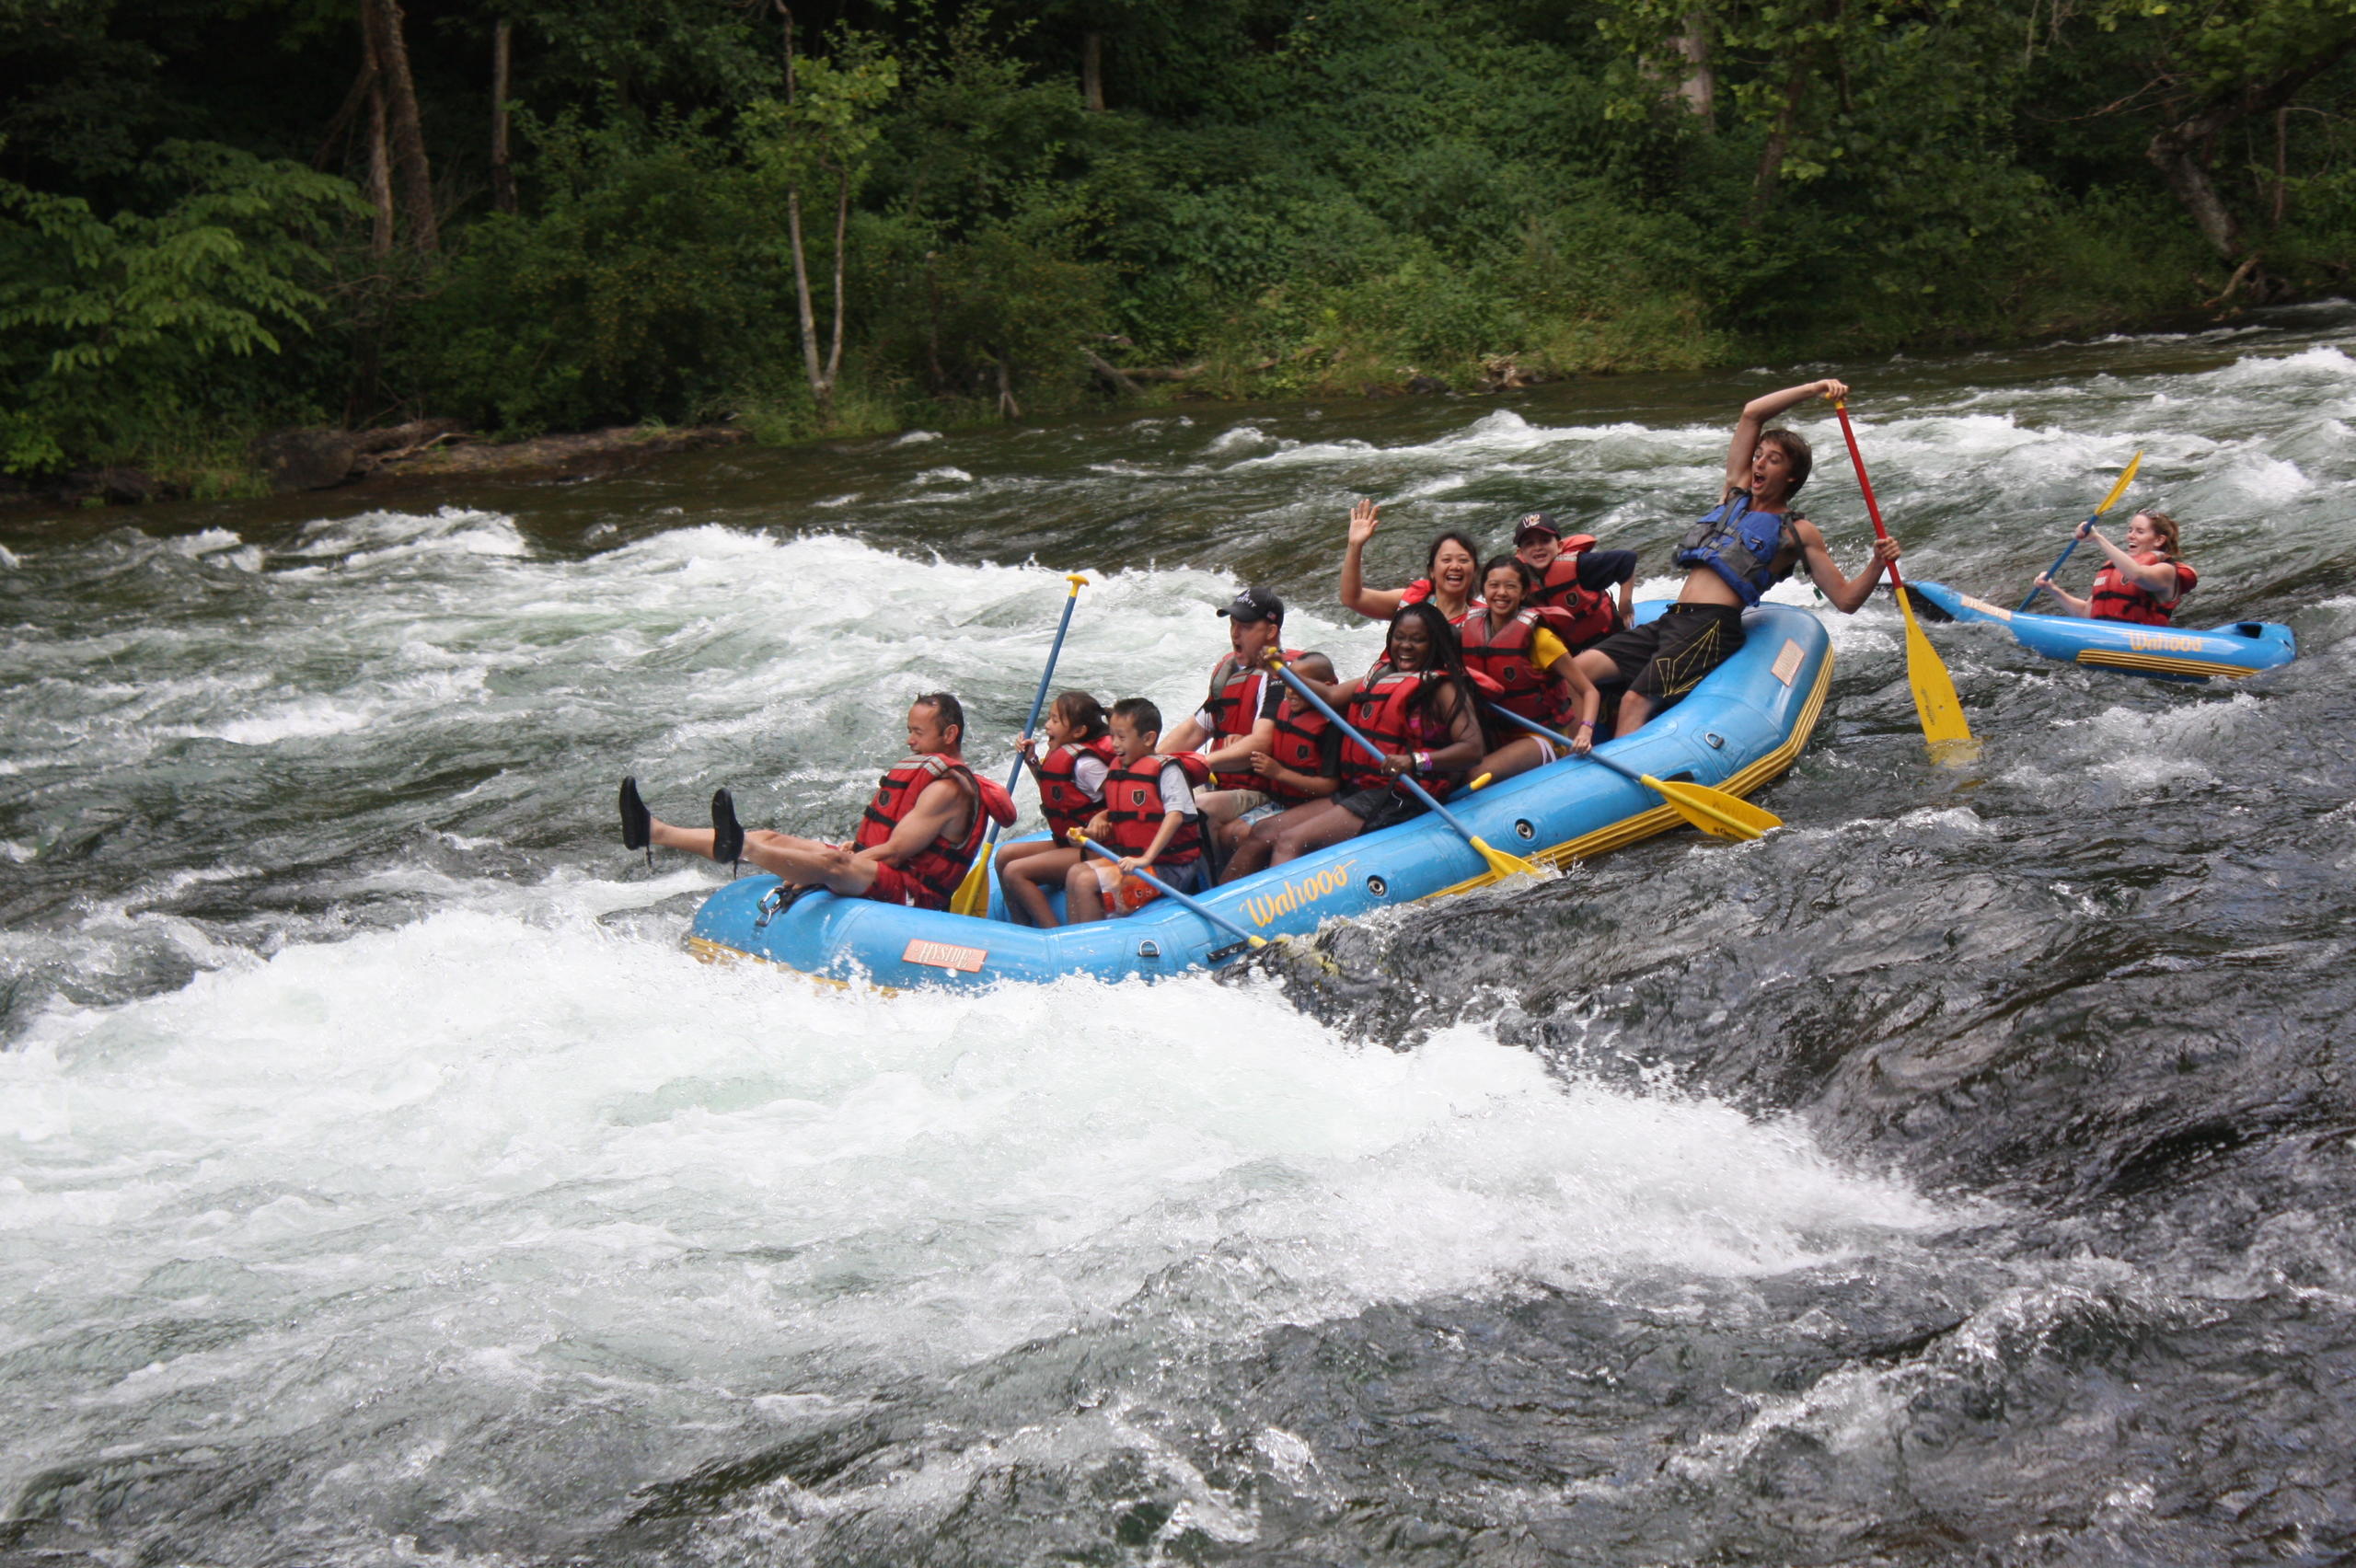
[5,304,2354,1564]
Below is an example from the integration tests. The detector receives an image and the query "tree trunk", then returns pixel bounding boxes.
[1672,11,1714,125]
[992,351,1021,421]
[2145,31,2356,263]
[1081,31,1104,111]
[2271,106,2289,226]
[2146,123,2244,261]
[1748,70,1806,225]
[786,189,829,411]
[491,19,516,215]
[825,168,850,391]
[362,0,438,253]
[364,30,394,259]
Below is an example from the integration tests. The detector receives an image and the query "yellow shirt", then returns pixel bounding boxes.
[1528,626,1571,671]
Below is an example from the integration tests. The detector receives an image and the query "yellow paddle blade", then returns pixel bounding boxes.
[1469,836,1543,880]
[1246,934,1269,949]
[949,844,994,917]
[2093,450,2144,517]
[1895,587,1981,767]
[1638,774,1780,841]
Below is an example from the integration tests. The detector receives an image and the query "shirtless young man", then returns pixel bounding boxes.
[1571,376,1901,736]
[620,694,1004,910]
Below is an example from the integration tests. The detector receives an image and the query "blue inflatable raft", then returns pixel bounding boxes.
[1907,581,2296,683]
[686,602,1833,989]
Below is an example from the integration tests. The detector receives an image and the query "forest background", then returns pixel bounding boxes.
[4,0,2354,495]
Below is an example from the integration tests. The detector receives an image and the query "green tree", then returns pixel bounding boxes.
[745,21,900,419]
[0,142,364,474]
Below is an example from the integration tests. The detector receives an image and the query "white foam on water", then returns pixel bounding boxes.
[167,527,246,558]
[286,506,528,567]
[891,430,943,446]
[909,466,973,486]
[0,891,1954,1509]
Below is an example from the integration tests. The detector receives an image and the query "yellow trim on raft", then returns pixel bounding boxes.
[685,646,1836,973]
[2074,649,2255,680]
[685,933,900,994]
[1425,641,1835,899]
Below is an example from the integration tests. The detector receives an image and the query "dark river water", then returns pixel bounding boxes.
[5,303,2355,1566]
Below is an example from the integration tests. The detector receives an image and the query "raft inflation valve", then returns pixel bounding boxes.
[1365,874,1388,897]
[1514,819,1535,840]
[1704,732,1726,749]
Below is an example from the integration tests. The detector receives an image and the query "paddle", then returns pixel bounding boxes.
[1068,831,1266,950]
[1482,702,1781,841]
[1265,658,1543,881]
[2017,450,2144,612]
[950,571,1089,917]
[1830,400,1979,766]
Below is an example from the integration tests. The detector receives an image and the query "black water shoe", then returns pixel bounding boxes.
[711,788,745,870]
[619,776,652,852]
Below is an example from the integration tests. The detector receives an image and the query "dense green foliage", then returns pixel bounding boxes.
[3,0,2352,482]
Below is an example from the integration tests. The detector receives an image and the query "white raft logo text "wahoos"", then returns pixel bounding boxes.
[2123,630,2208,652]
[1241,859,1357,928]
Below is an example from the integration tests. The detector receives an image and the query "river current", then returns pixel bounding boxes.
[5,305,2355,1565]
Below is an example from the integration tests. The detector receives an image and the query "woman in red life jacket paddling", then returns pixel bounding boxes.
[1214,651,1344,881]
[1063,698,1210,925]
[618,693,1013,911]
[1339,499,1483,625]
[1242,602,1484,870]
[2032,511,2197,625]
[1461,557,1603,787]
[997,690,1116,928]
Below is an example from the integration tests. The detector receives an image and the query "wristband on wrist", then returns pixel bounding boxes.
[1577,720,1594,731]
[1414,749,1431,772]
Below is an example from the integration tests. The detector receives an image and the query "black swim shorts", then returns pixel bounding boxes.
[1586,603,1748,705]
[1334,783,1427,834]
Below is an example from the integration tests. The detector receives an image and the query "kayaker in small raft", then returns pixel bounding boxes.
[2032,511,2197,626]
[618,693,1014,911]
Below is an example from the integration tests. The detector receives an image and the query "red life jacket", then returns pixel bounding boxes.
[2089,552,2197,627]
[1396,579,1482,627]
[1201,652,1296,788]
[1101,751,1213,862]
[1034,734,1117,842]
[1263,696,1334,804]
[1527,538,1620,649]
[853,754,1004,910]
[1459,608,1565,726]
[1339,671,1464,791]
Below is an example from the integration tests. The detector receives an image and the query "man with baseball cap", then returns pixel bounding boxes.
[1513,512,1638,650]
[1160,587,1291,840]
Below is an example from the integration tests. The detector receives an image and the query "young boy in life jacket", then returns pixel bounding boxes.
[998,690,1116,927]
[618,693,1014,910]
[1063,698,1210,925]
[1566,376,1901,737]
[1511,513,1637,651]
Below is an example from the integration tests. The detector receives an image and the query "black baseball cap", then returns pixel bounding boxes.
[1512,512,1562,545]
[1217,585,1285,624]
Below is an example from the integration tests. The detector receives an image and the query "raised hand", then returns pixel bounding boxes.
[1346,497,1380,549]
